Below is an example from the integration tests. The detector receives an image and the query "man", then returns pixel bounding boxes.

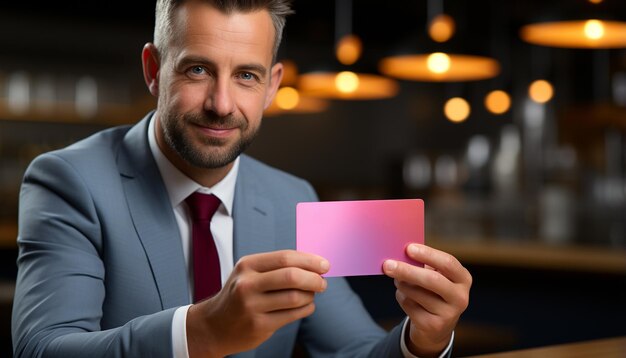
[12,0,472,357]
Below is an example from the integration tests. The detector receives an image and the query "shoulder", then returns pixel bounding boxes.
[29,112,153,179]
[26,124,133,183]
[54,125,131,162]
[36,124,131,161]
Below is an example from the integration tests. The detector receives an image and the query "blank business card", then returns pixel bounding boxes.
[296,199,424,277]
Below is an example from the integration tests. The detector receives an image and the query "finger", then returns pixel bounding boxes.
[240,288,315,313]
[395,279,447,315]
[396,290,454,339]
[405,244,471,284]
[237,250,330,275]
[387,260,471,310]
[384,260,457,304]
[263,290,316,312]
[395,289,432,323]
[256,267,327,293]
[264,301,317,329]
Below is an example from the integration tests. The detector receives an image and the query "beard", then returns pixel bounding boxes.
[160,110,260,169]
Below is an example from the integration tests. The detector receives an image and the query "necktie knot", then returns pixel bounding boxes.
[186,192,221,221]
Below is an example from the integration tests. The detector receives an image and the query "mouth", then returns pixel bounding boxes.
[192,123,238,139]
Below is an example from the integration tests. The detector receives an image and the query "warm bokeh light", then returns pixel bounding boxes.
[520,20,626,48]
[444,97,470,123]
[427,52,451,74]
[275,87,300,110]
[336,34,363,65]
[265,94,330,116]
[485,90,511,115]
[379,54,500,82]
[335,71,360,93]
[280,59,299,87]
[298,72,399,100]
[584,19,605,40]
[529,80,554,104]
[263,91,330,117]
[429,14,456,43]
[589,0,603,4]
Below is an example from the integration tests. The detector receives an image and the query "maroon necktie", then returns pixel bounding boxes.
[186,192,222,302]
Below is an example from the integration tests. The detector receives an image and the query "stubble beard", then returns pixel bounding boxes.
[161,110,259,169]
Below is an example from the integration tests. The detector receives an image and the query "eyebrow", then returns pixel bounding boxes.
[176,55,268,77]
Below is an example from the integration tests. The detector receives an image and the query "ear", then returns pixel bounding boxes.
[142,43,161,97]
[264,62,284,110]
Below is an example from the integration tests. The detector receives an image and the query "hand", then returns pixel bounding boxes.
[186,250,329,358]
[383,244,472,357]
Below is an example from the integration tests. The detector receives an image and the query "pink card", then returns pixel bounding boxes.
[296,199,424,277]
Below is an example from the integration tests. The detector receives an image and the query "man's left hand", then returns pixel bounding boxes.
[383,244,472,357]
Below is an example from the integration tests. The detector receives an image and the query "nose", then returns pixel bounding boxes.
[205,77,235,117]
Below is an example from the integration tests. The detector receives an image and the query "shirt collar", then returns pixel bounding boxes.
[147,114,239,216]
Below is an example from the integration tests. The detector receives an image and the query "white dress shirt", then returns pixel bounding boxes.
[148,115,238,358]
[147,115,452,358]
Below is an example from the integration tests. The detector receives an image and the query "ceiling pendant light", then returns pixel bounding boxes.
[264,86,331,116]
[483,1,513,117]
[298,0,399,100]
[520,1,626,49]
[520,19,626,49]
[380,53,500,82]
[298,71,399,100]
[335,34,362,66]
[428,14,456,43]
[264,60,330,116]
[378,0,500,82]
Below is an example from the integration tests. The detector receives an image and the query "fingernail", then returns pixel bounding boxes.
[320,260,330,272]
[384,260,398,271]
[408,244,420,256]
[321,278,327,291]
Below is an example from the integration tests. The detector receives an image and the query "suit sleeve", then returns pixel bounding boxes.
[12,153,175,358]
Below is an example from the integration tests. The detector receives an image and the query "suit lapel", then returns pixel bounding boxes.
[232,156,276,263]
[117,114,190,309]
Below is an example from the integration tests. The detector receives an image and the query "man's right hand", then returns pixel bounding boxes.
[186,250,329,358]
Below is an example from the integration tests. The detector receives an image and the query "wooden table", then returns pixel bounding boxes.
[470,336,626,357]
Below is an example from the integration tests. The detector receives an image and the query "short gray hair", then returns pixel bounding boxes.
[154,0,294,62]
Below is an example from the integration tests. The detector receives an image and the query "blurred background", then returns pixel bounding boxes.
[1,0,626,356]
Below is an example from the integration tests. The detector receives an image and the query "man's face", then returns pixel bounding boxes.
[155,2,281,169]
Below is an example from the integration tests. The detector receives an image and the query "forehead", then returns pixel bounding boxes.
[168,2,275,66]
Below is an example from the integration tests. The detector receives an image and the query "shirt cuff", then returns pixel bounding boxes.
[400,317,454,358]
[172,304,193,358]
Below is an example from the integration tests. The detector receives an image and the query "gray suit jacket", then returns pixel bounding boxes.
[12,114,406,357]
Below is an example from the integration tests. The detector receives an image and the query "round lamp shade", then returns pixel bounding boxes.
[264,87,330,116]
[379,53,500,82]
[298,71,399,100]
[520,20,626,49]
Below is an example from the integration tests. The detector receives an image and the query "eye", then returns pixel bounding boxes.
[189,66,206,76]
[238,72,257,81]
